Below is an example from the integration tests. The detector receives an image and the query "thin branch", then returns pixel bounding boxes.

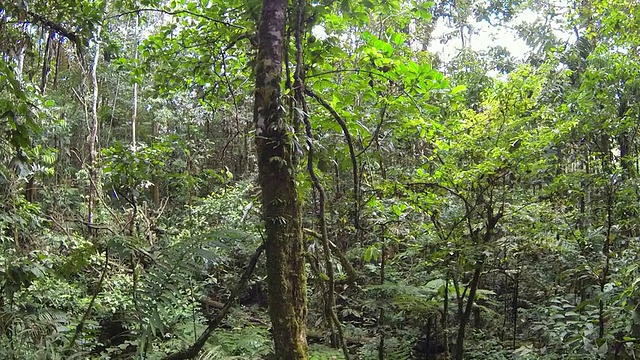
[71,87,86,108]
[306,89,361,231]
[303,228,356,285]
[406,182,472,210]
[357,102,387,157]
[308,69,423,114]
[73,219,116,235]
[47,214,72,237]
[162,244,265,360]
[107,8,244,29]
[223,33,256,51]
[296,17,349,355]
[217,51,242,163]
[65,247,109,352]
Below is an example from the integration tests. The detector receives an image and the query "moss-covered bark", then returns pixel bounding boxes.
[253,0,308,359]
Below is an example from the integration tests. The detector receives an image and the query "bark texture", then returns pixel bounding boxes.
[254,0,309,359]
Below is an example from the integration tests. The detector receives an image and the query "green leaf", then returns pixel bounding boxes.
[451,85,467,95]
[390,32,405,46]
[597,342,608,356]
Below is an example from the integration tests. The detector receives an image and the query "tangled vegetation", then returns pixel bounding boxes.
[1,0,640,358]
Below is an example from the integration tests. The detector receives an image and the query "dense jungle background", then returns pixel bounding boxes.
[2,0,640,358]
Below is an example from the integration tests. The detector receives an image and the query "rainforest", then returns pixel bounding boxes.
[1,0,639,359]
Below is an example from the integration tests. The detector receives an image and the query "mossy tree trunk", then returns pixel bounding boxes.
[253,0,309,359]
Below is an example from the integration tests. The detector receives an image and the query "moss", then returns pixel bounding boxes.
[253,0,309,358]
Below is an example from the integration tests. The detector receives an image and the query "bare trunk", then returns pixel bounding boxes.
[456,210,501,359]
[131,13,138,149]
[40,30,53,94]
[87,21,104,234]
[16,39,26,77]
[455,261,482,360]
[151,121,161,207]
[53,40,61,90]
[25,30,54,203]
[378,225,387,360]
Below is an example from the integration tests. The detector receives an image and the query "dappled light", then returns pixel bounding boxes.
[1,0,640,358]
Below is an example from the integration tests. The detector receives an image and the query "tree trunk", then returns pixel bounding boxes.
[25,30,54,203]
[455,211,500,360]
[254,0,308,359]
[455,261,482,360]
[151,120,161,207]
[87,8,105,235]
[131,13,138,149]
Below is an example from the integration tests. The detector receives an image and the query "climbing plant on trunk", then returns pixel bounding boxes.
[253,0,308,359]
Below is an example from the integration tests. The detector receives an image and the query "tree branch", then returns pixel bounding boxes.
[162,244,264,360]
[308,69,423,114]
[107,8,244,29]
[65,247,109,353]
[303,228,357,285]
[305,89,361,231]
[24,10,82,45]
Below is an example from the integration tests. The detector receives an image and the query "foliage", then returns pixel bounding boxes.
[2,0,640,359]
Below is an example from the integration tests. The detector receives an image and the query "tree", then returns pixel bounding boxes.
[7,0,640,359]
[253,0,309,359]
